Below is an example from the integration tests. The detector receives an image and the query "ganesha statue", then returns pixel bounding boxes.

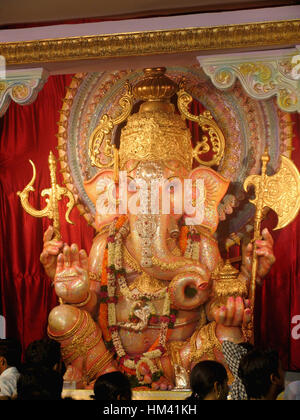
[41,68,275,390]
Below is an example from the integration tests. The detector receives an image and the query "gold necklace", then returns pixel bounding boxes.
[123,244,166,294]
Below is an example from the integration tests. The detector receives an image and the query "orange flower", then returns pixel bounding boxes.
[179,226,189,254]
[116,215,127,230]
[98,248,111,341]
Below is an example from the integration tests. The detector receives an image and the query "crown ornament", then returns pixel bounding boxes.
[88,67,225,174]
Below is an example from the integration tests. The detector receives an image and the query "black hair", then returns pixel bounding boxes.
[238,348,281,399]
[0,338,22,369]
[93,371,132,400]
[238,342,254,352]
[17,366,63,400]
[187,360,228,400]
[24,338,61,370]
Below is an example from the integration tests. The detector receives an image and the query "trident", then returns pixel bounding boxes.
[244,148,300,343]
[17,151,75,240]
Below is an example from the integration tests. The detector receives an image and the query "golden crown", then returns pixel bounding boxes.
[88,67,225,173]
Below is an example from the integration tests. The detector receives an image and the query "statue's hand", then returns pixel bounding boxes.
[54,244,89,304]
[214,296,252,327]
[243,228,276,285]
[40,226,64,279]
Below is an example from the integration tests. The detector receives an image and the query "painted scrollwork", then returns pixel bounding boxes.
[199,50,300,113]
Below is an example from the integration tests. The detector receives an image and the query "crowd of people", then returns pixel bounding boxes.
[0,337,297,401]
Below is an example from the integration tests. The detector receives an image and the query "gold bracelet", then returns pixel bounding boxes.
[86,350,114,382]
[73,291,92,308]
[47,310,84,342]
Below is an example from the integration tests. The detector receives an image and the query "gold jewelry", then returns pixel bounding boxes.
[152,256,193,271]
[60,311,100,365]
[167,341,185,370]
[89,271,100,282]
[211,260,248,297]
[48,310,84,342]
[123,245,166,294]
[94,223,110,238]
[73,291,92,307]
[123,245,142,273]
[189,321,222,362]
[86,350,114,382]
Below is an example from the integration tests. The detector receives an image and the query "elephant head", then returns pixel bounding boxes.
[84,67,229,310]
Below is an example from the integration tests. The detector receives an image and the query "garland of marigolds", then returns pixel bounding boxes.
[98,216,201,385]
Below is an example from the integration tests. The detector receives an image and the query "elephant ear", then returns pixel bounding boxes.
[84,169,118,231]
[189,167,230,234]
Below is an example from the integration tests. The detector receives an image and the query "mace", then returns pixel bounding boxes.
[244,148,300,343]
[17,151,75,240]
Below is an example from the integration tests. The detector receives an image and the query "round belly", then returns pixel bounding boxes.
[115,290,203,356]
[118,319,199,356]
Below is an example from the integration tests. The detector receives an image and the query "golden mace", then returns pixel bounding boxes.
[244,148,300,343]
[17,151,75,240]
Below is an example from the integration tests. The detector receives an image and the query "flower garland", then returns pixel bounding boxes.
[100,216,182,385]
[179,225,201,261]
[99,218,201,385]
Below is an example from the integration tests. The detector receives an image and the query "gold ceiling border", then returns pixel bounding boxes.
[1,20,300,65]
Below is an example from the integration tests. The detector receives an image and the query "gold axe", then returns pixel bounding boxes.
[243,148,300,343]
[17,151,75,240]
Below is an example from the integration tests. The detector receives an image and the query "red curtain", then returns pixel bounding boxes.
[0,75,95,356]
[0,75,300,370]
[255,113,300,371]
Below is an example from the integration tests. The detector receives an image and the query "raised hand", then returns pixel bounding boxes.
[214,296,252,327]
[40,226,63,279]
[54,243,89,304]
[243,228,276,285]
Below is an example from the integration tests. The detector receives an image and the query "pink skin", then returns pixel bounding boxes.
[127,213,210,281]
[40,225,64,279]
[214,297,252,327]
[213,228,275,331]
[41,165,276,390]
[54,244,89,304]
[243,228,275,285]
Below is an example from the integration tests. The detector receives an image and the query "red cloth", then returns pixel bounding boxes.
[0,75,94,355]
[0,75,299,370]
[255,113,300,371]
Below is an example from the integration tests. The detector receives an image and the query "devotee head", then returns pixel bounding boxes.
[238,348,285,400]
[93,371,132,400]
[187,360,229,401]
[0,338,22,373]
[17,366,63,400]
[24,337,63,373]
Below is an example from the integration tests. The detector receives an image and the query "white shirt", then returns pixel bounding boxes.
[0,367,20,397]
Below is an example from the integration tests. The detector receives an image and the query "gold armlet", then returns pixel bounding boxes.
[189,321,221,363]
[89,271,101,282]
[86,350,114,383]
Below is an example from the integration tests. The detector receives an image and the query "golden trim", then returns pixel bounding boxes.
[73,291,92,307]
[86,350,114,382]
[1,20,300,65]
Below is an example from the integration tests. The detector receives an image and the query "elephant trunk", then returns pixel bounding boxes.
[127,214,211,309]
